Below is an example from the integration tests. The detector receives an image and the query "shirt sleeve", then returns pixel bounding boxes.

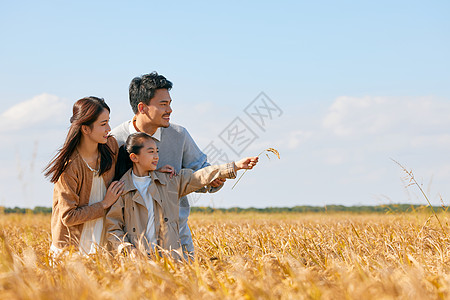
[181,127,210,171]
[177,162,237,198]
[180,127,225,193]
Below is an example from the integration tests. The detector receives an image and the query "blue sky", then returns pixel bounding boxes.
[1,1,449,208]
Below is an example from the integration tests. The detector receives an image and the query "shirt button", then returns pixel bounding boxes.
[164,218,168,222]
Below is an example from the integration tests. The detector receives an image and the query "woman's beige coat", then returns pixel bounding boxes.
[51,137,118,249]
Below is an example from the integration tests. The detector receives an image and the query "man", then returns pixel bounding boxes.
[111,72,225,258]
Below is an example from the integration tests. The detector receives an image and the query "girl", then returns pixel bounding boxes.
[106,132,258,259]
[44,96,124,255]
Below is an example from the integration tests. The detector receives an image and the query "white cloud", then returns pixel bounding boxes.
[286,130,313,149]
[322,96,388,136]
[0,93,67,132]
[316,95,450,194]
[410,134,450,149]
[323,96,450,138]
[322,148,347,165]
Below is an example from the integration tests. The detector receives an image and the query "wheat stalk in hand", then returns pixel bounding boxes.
[232,148,280,189]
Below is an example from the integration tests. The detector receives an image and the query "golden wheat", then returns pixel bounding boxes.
[1,212,450,299]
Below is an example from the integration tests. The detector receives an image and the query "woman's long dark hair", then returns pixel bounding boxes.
[44,96,114,183]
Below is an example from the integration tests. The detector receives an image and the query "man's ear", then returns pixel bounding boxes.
[81,125,91,135]
[129,153,138,163]
[137,102,147,114]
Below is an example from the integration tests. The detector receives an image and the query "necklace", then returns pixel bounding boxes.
[81,153,100,173]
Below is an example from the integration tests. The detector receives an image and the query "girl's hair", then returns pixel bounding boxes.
[44,96,114,183]
[114,132,154,180]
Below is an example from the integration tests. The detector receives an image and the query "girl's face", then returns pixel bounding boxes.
[83,109,111,144]
[133,138,159,172]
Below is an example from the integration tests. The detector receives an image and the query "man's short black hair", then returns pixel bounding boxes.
[129,72,173,114]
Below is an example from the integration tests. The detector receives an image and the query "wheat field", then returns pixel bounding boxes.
[1,212,449,299]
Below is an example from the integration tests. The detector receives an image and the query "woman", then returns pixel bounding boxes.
[44,96,124,255]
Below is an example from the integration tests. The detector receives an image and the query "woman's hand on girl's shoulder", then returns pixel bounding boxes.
[102,180,125,209]
[157,165,177,178]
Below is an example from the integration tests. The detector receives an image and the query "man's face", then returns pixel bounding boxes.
[142,89,172,128]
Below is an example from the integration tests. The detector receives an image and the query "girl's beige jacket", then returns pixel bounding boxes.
[51,137,118,249]
[105,162,236,259]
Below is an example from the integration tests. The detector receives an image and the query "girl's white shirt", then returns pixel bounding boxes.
[132,171,157,248]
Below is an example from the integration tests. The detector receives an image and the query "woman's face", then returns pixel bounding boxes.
[84,109,111,144]
[134,138,159,172]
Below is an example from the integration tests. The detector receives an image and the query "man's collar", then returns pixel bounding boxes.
[152,127,162,141]
[128,119,138,134]
[129,118,162,142]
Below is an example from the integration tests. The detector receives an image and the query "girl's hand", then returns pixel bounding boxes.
[101,181,125,209]
[235,157,259,171]
[210,178,226,187]
[157,165,177,178]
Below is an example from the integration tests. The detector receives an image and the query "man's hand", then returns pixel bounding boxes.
[157,165,177,178]
[210,178,226,187]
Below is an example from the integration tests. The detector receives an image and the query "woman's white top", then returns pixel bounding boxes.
[78,159,106,254]
[132,171,157,248]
